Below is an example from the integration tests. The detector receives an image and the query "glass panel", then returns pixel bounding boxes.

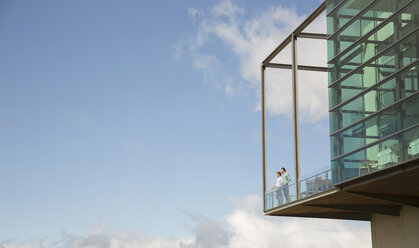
[330,62,419,132]
[299,168,334,199]
[327,0,345,15]
[327,0,375,34]
[332,124,419,184]
[328,0,412,60]
[329,29,419,109]
[331,93,419,158]
[329,0,419,81]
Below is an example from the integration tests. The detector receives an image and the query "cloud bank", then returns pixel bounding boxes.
[1,195,371,248]
[178,0,329,122]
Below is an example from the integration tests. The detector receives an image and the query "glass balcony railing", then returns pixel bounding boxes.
[264,168,334,210]
[265,182,296,210]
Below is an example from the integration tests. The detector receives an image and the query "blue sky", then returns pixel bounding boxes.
[0,0,370,247]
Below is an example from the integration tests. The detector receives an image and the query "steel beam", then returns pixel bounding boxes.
[266,63,292,69]
[298,65,328,72]
[298,32,327,39]
[266,63,328,72]
[261,65,267,211]
[291,33,300,200]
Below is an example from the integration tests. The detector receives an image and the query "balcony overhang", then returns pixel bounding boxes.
[264,158,419,221]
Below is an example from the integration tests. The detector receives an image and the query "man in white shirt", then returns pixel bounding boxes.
[271,171,283,205]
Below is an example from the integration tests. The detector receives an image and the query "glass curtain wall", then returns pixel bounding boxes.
[327,0,419,183]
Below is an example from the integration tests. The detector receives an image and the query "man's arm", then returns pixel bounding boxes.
[282,174,290,184]
[286,174,291,184]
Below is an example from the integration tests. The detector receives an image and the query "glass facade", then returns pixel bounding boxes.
[327,0,419,183]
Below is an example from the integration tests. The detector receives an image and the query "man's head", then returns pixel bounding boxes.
[276,171,281,177]
[281,167,286,174]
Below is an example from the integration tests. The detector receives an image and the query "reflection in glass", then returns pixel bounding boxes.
[327,0,419,184]
[332,125,419,183]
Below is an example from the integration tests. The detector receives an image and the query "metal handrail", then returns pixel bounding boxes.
[264,167,335,210]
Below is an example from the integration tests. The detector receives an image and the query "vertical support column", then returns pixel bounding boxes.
[291,33,300,199]
[261,64,267,210]
[371,206,419,248]
[394,11,406,163]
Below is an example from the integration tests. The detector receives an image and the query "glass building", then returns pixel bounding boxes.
[327,0,419,183]
[262,0,419,212]
[262,2,419,247]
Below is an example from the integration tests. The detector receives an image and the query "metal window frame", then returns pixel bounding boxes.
[327,0,378,41]
[329,89,419,139]
[261,1,327,211]
[329,25,419,89]
[328,0,417,64]
[329,59,419,113]
[326,0,348,17]
[331,122,419,162]
[329,60,419,135]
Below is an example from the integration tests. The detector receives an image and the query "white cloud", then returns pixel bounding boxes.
[180,0,329,122]
[1,195,371,248]
[225,196,371,248]
[188,8,204,19]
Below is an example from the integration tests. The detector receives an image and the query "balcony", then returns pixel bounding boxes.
[263,158,419,221]
[265,167,334,210]
[265,129,419,212]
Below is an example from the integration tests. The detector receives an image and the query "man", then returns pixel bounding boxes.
[281,167,291,203]
[271,171,283,205]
